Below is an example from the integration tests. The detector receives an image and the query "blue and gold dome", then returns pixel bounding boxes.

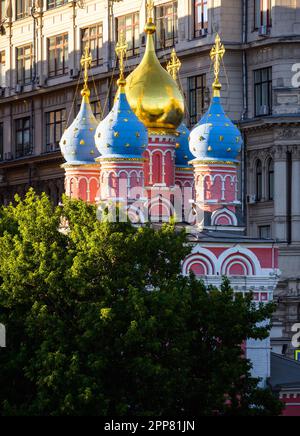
[175,123,193,167]
[189,96,243,163]
[95,85,148,159]
[60,90,99,165]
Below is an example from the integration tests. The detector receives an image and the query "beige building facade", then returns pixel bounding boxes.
[0,0,299,356]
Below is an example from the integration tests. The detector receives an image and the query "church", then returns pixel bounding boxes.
[59,2,280,387]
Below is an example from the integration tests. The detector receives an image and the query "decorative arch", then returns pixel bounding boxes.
[218,246,262,276]
[182,246,219,276]
[211,208,238,227]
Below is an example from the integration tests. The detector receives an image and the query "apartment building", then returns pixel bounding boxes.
[0,0,299,356]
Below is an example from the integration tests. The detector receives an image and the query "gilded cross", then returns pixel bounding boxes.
[146,0,154,21]
[167,48,181,81]
[80,46,92,92]
[210,33,225,97]
[115,31,128,82]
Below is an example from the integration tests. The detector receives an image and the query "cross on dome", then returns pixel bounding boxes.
[80,47,92,96]
[146,0,154,22]
[167,48,181,81]
[210,33,225,97]
[115,30,128,86]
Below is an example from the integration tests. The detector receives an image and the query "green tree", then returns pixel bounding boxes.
[0,190,283,416]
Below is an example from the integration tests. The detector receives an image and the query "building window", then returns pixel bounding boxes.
[0,50,5,87]
[48,34,68,77]
[47,0,67,10]
[255,0,272,29]
[91,101,102,121]
[81,24,103,67]
[194,0,208,37]
[0,0,5,21]
[15,117,32,158]
[16,0,31,20]
[116,13,139,58]
[267,158,274,200]
[188,74,206,125]
[0,122,3,161]
[16,45,32,85]
[155,1,178,50]
[45,109,66,153]
[256,159,262,201]
[254,67,272,116]
[259,225,271,239]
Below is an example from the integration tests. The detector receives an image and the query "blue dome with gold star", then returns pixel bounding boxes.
[60,92,99,165]
[175,123,193,167]
[95,87,148,159]
[189,96,243,163]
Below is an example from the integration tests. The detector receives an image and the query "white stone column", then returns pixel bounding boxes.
[274,146,287,242]
[292,148,300,244]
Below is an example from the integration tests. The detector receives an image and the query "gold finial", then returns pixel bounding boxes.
[210,33,225,98]
[80,46,92,98]
[115,30,128,88]
[167,48,181,81]
[145,0,156,34]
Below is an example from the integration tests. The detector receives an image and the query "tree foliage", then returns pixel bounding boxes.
[0,190,282,416]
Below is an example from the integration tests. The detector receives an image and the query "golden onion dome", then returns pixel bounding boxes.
[125,19,184,133]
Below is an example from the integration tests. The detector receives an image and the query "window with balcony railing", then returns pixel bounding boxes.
[81,24,104,67]
[194,0,208,38]
[15,117,33,158]
[16,45,32,85]
[116,12,140,58]
[45,109,66,153]
[155,1,178,50]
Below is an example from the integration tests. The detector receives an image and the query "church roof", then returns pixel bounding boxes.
[189,96,243,163]
[95,87,148,159]
[60,95,99,165]
[175,123,193,167]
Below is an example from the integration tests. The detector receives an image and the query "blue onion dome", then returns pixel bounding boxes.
[189,97,243,163]
[95,79,148,159]
[60,88,100,165]
[175,123,193,167]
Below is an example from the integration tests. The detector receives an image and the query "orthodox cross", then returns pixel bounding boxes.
[167,48,181,81]
[210,33,225,97]
[115,31,128,82]
[146,0,154,21]
[80,46,92,92]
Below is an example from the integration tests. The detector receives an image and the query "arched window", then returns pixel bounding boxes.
[256,160,262,201]
[268,158,274,200]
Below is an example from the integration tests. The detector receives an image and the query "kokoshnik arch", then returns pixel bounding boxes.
[59,2,280,386]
